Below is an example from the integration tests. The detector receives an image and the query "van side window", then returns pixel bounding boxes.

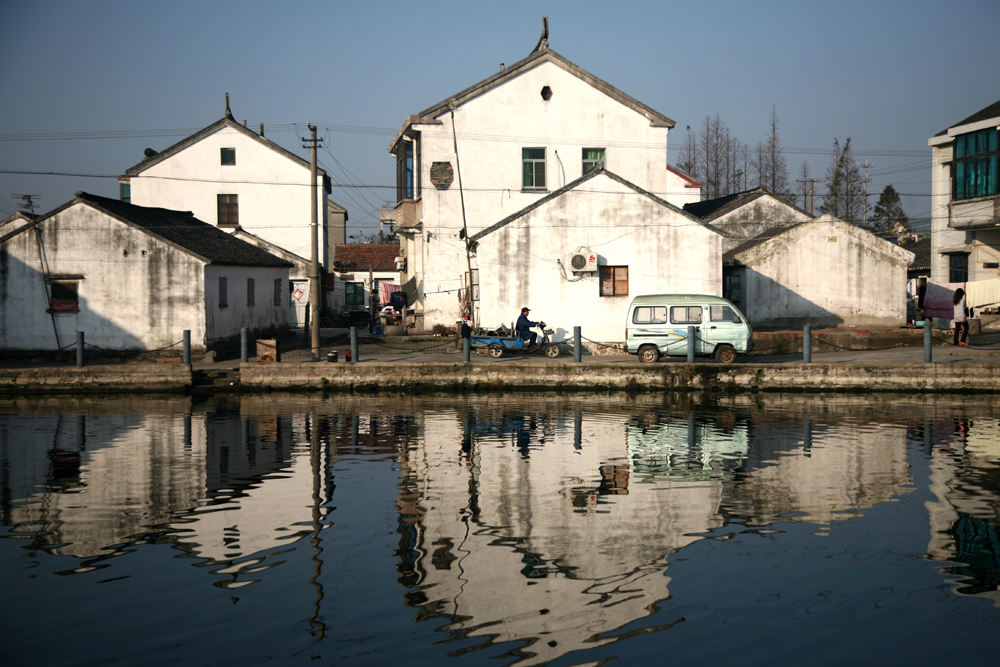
[633,306,667,324]
[671,306,702,324]
[710,305,738,322]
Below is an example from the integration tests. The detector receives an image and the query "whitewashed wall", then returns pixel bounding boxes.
[129,125,329,273]
[203,264,289,345]
[475,175,722,341]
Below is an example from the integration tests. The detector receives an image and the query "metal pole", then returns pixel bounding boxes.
[308,123,321,362]
[76,331,84,367]
[574,326,582,363]
[241,327,249,363]
[183,330,191,365]
[687,325,695,363]
[463,336,470,362]
[350,326,358,363]
[924,321,933,363]
[803,325,811,363]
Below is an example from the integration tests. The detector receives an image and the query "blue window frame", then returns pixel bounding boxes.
[954,127,998,200]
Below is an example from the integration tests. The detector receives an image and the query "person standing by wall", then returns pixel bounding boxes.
[953,288,969,346]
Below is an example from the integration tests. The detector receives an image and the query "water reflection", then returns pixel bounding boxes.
[1,393,999,666]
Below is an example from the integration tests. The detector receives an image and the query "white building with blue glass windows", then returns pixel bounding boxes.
[929,99,1000,284]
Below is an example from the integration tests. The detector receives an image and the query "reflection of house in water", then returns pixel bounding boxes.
[626,413,750,483]
[722,418,912,529]
[925,419,1000,606]
[396,407,735,665]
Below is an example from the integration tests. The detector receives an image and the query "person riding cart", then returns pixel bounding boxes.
[516,307,539,347]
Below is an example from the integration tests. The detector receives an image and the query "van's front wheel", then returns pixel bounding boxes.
[638,345,660,363]
[714,345,737,363]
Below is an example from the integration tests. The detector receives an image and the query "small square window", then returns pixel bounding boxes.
[221,147,236,165]
[599,266,628,296]
[583,148,605,174]
[50,282,80,315]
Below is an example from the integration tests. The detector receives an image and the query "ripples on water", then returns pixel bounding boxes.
[1,393,999,666]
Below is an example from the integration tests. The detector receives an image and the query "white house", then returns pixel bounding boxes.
[928,98,1000,287]
[329,244,400,314]
[0,192,292,352]
[471,167,723,342]
[722,215,914,329]
[389,29,699,331]
[684,186,812,253]
[121,96,333,324]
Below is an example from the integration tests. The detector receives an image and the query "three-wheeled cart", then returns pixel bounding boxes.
[470,324,560,358]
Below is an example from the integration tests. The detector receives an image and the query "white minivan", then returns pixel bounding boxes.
[625,294,753,363]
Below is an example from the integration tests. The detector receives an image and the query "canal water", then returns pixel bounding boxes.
[1,392,998,666]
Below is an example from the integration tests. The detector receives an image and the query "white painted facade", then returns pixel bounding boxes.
[473,169,722,341]
[125,115,330,276]
[928,101,1000,285]
[723,216,914,329]
[391,45,697,331]
[0,195,290,352]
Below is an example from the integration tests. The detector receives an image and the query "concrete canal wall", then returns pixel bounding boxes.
[240,361,1000,393]
[0,364,192,394]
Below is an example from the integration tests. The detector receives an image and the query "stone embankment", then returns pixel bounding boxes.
[0,364,192,394]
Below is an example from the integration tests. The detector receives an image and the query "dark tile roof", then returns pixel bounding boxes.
[72,192,293,267]
[469,165,718,244]
[333,244,399,272]
[935,98,1000,136]
[684,188,766,221]
[391,46,674,152]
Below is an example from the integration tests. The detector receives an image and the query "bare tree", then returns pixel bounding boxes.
[820,137,869,225]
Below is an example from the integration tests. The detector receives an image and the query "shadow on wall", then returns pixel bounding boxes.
[736,268,845,330]
[0,251,147,353]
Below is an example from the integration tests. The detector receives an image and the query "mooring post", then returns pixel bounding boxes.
[924,321,932,363]
[463,336,471,362]
[76,331,84,368]
[803,325,811,363]
[241,327,249,363]
[687,326,695,363]
[183,330,191,365]
[574,326,582,363]
[350,326,358,363]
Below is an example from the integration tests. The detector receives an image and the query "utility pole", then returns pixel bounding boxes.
[12,194,40,214]
[857,159,874,228]
[795,179,824,216]
[303,124,323,361]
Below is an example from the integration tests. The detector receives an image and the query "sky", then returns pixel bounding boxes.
[1,0,998,236]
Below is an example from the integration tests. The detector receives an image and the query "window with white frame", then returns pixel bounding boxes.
[522,148,546,189]
[583,148,605,174]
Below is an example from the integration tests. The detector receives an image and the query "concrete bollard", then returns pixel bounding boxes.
[924,322,932,363]
[574,326,582,363]
[687,326,695,363]
[241,327,249,363]
[76,331,85,368]
[463,337,471,362]
[803,325,811,363]
[350,327,358,363]
[183,330,191,365]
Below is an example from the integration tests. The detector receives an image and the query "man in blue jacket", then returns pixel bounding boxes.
[516,307,538,347]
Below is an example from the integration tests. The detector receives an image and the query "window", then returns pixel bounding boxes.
[345,282,365,306]
[583,148,605,174]
[274,279,282,306]
[247,278,255,307]
[671,306,703,325]
[119,180,131,203]
[219,277,228,308]
[954,127,998,200]
[217,194,239,226]
[396,142,414,202]
[221,147,236,165]
[49,281,79,315]
[710,305,740,323]
[724,274,742,304]
[632,306,667,324]
[949,253,969,283]
[522,148,546,189]
[599,266,628,296]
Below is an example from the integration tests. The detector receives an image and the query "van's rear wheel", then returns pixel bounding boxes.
[714,345,737,363]
[638,345,660,363]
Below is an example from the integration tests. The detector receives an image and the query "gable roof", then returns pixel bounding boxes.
[936,98,1000,136]
[391,45,674,152]
[469,165,718,245]
[333,244,399,272]
[124,115,327,183]
[666,165,702,188]
[2,192,293,268]
[684,186,811,222]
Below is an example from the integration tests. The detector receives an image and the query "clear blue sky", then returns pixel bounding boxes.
[2,0,998,234]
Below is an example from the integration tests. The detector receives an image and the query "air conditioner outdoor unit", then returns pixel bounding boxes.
[394,256,406,271]
[569,248,598,273]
